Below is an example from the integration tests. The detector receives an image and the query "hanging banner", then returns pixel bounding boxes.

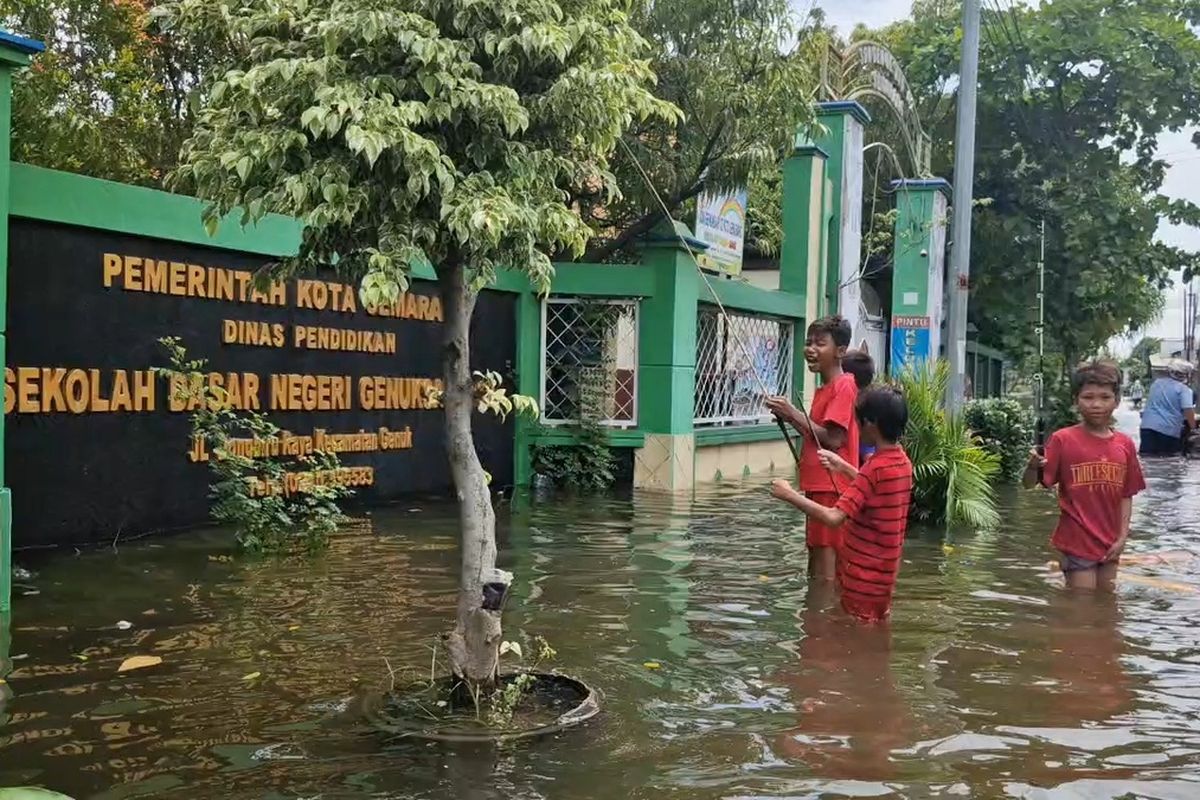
[695,189,748,276]
[890,315,932,376]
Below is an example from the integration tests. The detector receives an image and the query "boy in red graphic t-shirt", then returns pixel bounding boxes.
[767,315,860,581]
[771,385,914,622]
[1025,361,1146,591]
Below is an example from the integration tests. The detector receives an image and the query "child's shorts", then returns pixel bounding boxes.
[1059,551,1120,573]
[805,491,841,548]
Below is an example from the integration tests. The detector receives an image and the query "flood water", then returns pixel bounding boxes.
[4,407,1200,799]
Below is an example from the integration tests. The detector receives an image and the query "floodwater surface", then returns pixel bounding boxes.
[3,407,1200,799]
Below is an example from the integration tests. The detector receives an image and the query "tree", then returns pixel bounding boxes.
[578,0,821,262]
[877,0,1200,373]
[1123,336,1162,388]
[160,0,674,690]
[0,0,216,186]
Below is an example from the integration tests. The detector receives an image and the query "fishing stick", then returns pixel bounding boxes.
[1035,219,1046,484]
[616,139,835,482]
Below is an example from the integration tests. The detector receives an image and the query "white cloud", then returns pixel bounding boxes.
[806,0,912,32]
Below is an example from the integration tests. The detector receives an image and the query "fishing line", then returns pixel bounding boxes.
[615,138,838,484]
[1035,219,1046,483]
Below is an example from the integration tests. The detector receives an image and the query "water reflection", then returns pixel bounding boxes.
[774,582,910,781]
[0,443,1199,798]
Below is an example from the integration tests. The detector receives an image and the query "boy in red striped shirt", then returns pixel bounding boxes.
[771,386,914,622]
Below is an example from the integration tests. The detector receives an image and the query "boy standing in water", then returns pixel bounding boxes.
[842,350,876,460]
[1025,361,1146,591]
[766,315,859,580]
[771,386,914,622]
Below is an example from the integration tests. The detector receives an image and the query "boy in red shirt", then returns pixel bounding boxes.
[771,386,914,622]
[1025,361,1145,591]
[767,315,860,580]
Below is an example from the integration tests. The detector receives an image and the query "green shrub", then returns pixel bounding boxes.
[157,337,352,553]
[963,398,1035,482]
[531,361,617,492]
[898,360,1001,529]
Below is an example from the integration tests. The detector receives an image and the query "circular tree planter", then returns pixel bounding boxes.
[364,672,600,743]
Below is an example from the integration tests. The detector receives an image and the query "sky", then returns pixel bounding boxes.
[810,0,1196,354]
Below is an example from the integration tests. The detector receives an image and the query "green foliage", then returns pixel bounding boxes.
[1,0,217,186]
[963,398,1035,483]
[160,0,677,296]
[155,337,350,553]
[1123,336,1161,389]
[878,0,1198,366]
[899,361,1001,529]
[484,635,556,728]
[581,0,821,260]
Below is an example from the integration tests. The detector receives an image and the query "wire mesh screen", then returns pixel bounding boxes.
[541,298,639,426]
[694,305,794,427]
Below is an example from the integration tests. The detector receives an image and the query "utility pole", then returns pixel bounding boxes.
[1185,278,1197,365]
[946,0,982,411]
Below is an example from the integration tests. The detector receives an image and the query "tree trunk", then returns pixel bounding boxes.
[440,261,511,690]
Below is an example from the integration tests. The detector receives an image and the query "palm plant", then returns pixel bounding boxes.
[897,360,1001,529]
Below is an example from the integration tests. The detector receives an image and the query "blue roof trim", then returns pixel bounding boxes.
[0,31,46,54]
[817,100,872,126]
[891,178,952,195]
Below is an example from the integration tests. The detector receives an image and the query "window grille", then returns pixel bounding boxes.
[694,305,794,427]
[540,298,639,427]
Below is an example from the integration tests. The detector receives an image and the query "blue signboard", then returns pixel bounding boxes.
[890,316,932,376]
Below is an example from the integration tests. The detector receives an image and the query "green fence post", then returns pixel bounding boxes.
[813,101,871,319]
[780,138,825,409]
[888,178,951,376]
[512,289,540,489]
[633,221,701,491]
[0,31,44,614]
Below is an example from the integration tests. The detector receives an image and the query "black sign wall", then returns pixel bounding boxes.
[4,219,516,547]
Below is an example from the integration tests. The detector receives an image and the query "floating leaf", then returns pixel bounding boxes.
[287,625,300,632]
[0,789,76,800]
[117,655,163,673]
[242,672,262,681]
[72,654,88,662]
[758,575,770,582]
[643,661,661,670]
[942,544,955,555]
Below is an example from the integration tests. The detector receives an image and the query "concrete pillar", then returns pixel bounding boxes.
[633,221,701,491]
[0,31,44,614]
[813,101,870,342]
[511,290,540,491]
[780,141,828,409]
[889,179,951,375]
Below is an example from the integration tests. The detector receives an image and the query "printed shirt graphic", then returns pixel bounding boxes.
[1041,426,1146,561]
[799,373,860,493]
[834,446,914,614]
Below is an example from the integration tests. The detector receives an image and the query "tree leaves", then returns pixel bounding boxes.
[878,0,1200,368]
[165,0,670,289]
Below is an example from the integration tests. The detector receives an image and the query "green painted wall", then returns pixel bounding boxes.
[780,144,824,405]
[0,35,38,614]
[637,225,702,436]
